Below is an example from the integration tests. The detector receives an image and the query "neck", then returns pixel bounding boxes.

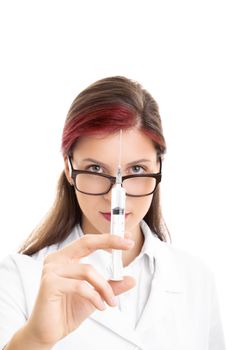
[122,225,144,267]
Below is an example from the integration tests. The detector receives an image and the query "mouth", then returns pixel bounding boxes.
[100,212,130,222]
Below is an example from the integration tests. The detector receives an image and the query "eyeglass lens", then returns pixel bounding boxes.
[75,173,157,196]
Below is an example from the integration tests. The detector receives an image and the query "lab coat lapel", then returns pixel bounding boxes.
[90,304,144,348]
[135,239,187,348]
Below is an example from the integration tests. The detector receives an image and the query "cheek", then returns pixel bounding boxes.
[140,196,153,216]
[128,195,153,217]
[75,192,97,216]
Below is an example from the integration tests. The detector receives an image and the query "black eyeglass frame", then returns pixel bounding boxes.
[68,155,162,197]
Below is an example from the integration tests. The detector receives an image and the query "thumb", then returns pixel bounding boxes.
[108,276,136,296]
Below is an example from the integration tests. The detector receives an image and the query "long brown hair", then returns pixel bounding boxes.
[20,76,168,255]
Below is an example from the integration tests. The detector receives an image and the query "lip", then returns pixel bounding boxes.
[100,212,130,222]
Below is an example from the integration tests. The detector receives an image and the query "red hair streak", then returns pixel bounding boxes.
[61,104,165,155]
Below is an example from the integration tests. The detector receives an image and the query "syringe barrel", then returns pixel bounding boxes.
[111,184,125,209]
[110,184,126,280]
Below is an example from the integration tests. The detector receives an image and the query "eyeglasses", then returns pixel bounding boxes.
[68,156,162,197]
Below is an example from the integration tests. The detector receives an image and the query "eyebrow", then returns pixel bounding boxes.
[81,158,154,167]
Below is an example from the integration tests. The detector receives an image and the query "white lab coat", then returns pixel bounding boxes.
[0,223,225,350]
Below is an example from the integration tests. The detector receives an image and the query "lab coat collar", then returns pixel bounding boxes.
[137,221,156,274]
[90,221,185,347]
[140,221,185,293]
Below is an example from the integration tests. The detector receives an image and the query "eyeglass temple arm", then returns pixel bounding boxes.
[67,155,75,177]
[158,156,162,173]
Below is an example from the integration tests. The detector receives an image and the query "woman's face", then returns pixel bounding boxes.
[64,128,160,237]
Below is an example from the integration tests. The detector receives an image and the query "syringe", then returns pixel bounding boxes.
[110,131,126,281]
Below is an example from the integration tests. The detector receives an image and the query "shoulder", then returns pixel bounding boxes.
[0,253,44,317]
[0,253,43,283]
[160,238,209,269]
[32,225,81,261]
[0,253,34,273]
[0,225,81,281]
[142,221,211,271]
[0,253,39,313]
[0,251,45,295]
[155,238,216,293]
[141,221,215,291]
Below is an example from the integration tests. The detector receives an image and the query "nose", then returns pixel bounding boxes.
[102,189,112,202]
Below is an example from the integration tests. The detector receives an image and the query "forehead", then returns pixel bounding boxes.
[72,128,157,163]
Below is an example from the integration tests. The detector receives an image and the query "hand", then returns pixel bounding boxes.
[25,234,135,348]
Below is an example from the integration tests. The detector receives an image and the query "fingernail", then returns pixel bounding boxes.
[98,300,107,310]
[109,296,118,307]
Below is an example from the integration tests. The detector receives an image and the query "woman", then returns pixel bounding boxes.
[0,76,225,349]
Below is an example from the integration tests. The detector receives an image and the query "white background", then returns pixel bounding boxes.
[0,0,232,348]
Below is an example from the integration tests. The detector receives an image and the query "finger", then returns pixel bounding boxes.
[109,276,136,296]
[54,276,107,311]
[53,263,118,307]
[58,234,135,260]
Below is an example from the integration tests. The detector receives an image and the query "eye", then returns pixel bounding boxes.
[87,164,104,173]
[130,165,145,174]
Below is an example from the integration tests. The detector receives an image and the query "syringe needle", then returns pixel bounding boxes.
[118,129,122,169]
[110,129,126,281]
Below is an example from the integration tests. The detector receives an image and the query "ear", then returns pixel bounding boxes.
[64,155,74,186]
